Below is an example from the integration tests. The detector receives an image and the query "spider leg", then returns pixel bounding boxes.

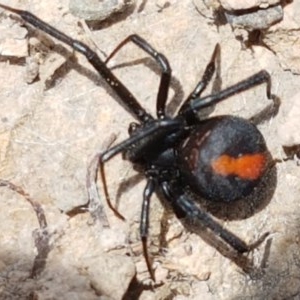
[140,178,156,281]
[0,4,153,123]
[105,34,171,119]
[101,118,182,162]
[184,70,274,116]
[98,119,182,220]
[161,181,258,253]
[178,43,220,114]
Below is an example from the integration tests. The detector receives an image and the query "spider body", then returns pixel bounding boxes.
[127,114,269,204]
[179,115,269,202]
[0,4,278,281]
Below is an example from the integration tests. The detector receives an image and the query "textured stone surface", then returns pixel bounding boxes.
[219,0,280,11]
[0,0,300,299]
[277,91,300,146]
[69,0,136,21]
[0,15,27,57]
[224,4,283,30]
[264,1,300,74]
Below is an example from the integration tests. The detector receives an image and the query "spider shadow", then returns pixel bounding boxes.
[25,27,224,123]
[107,49,223,119]
[108,56,185,117]
[0,56,25,65]
[31,39,188,122]
[115,172,144,210]
[181,219,272,275]
[283,144,300,160]
[84,4,137,31]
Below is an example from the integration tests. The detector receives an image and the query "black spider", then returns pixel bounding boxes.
[0,4,278,281]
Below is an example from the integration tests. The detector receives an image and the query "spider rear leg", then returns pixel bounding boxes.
[160,182,269,254]
[179,43,220,114]
[105,34,171,119]
[185,70,276,115]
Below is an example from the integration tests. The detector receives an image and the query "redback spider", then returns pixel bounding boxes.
[0,4,279,281]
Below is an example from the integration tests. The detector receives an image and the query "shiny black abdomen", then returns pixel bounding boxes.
[178,116,270,202]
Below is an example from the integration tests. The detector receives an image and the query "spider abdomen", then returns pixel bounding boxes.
[179,116,270,202]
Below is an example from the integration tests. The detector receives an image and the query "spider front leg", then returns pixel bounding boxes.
[98,158,126,221]
[97,118,182,218]
[105,34,171,118]
[0,3,153,123]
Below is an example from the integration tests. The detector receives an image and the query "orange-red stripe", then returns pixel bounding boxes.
[211,153,267,180]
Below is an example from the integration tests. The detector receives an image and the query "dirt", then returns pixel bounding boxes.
[0,1,300,299]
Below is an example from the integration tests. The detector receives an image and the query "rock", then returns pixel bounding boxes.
[69,0,136,22]
[224,4,283,30]
[86,255,136,299]
[0,15,28,57]
[264,1,300,74]
[219,0,280,11]
[277,92,300,146]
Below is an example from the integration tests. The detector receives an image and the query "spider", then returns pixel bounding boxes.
[0,4,278,281]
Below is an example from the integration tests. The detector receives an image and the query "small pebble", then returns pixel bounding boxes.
[69,0,136,21]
